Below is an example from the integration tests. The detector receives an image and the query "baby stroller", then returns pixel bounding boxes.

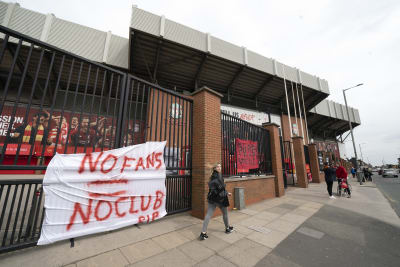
[337,178,352,198]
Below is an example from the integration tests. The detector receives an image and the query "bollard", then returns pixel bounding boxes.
[234,187,245,210]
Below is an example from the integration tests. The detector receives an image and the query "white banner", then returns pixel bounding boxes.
[38,141,167,245]
[221,104,281,127]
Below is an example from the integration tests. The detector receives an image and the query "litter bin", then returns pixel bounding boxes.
[234,187,245,210]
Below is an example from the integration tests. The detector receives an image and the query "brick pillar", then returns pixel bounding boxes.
[190,86,223,219]
[309,143,322,183]
[263,123,285,197]
[292,136,308,188]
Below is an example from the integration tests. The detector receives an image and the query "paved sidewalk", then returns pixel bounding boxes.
[1,178,399,267]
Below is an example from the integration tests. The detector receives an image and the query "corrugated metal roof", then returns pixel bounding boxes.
[310,99,361,124]
[130,6,328,94]
[0,1,129,69]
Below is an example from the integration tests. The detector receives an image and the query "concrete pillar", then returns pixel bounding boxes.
[190,86,223,219]
[292,136,308,188]
[308,143,322,183]
[263,123,285,197]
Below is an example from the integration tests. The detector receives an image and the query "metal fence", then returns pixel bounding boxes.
[0,25,193,253]
[304,145,310,165]
[221,112,272,177]
[0,179,44,254]
[123,75,193,214]
[282,140,296,185]
[0,25,127,172]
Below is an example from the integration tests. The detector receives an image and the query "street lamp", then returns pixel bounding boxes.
[343,83,363,183]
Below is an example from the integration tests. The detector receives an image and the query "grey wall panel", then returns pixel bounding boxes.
[300,71,319,90]
[130,7,160,36]
[275,61,284,77]
[334,102,344,120]
[48,18,106,62]
[354,109,361,124]
[341,104,349,121]
[247,50,274,74]
[107,34,129,69]
[281,64,298,83]
[343,106,356,122]
[164,19,206,51]
[311,99,361,124]
[320,79,330,94]
[210,36,243,64]
[8,7,45,40]
[0,2,7,24]
[316,100,330,117]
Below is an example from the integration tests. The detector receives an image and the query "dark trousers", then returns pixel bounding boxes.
[326,181,333,196]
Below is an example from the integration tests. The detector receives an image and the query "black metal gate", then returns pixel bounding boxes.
[123,75,193,215]
[221,112,272,177]
[304,145,310,165]
[0,25,193,253]
[282,140,296,185]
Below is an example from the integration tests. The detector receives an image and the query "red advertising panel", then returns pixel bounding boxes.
[235,138,258,173]
[0,105,145,174]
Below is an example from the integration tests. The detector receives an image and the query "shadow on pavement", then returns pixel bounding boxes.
[256,205,400,267]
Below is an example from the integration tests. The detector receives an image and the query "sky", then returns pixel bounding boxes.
[16,0,400,166]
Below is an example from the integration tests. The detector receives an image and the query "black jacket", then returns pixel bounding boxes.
[207,171,229,207]
[324,166,337,183]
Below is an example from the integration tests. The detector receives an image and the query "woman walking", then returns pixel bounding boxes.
[200,163,234,240]
[323,162,336,199]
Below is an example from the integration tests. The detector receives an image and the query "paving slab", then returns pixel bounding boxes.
[178,240,215,263]
[247,230,288,249]
[255,253,302,267]
[127,248,195,267]
[275,203,299,210]
[151,231,190,250]
[290,206,319,217]
[176,224,203,241]
[265,206,291,215]
[279,213,308,224]
[211,229,245,244]
[218,238,271,267]
[197,235,231,252]
[76,249,129,267]
[238,217,267,228]
[238,208,259,215]
[253,210,281,222]
[119,239,165,264]
[265,219,300,234]
[194,255,236,267]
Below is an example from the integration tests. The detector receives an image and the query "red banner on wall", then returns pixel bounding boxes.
[235,138,258,172]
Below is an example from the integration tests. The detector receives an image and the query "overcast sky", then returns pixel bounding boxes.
[17,0,400,165]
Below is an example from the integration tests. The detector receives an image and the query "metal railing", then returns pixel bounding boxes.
[123,75,193,214]
[0,25,127,171]
[221,112,272,177]
[0,25,193,253]
[0,179,44,254]
[282,141,295,185]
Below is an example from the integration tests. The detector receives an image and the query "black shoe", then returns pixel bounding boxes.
[225,226,234,234]
[199,232,208,240]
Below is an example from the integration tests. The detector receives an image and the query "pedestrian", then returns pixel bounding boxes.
[199,163,233,240]
[323,162,336,199]
[351,166,356,178]
[336,164,351,198]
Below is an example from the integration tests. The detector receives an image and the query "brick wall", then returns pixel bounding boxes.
[191,87,223,219]
[281,114,308,144]
[211,177,275,217]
